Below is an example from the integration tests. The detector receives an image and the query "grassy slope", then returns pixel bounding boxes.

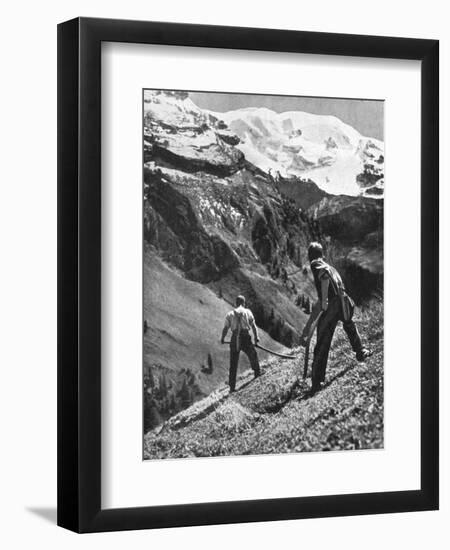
[144,246,288,396]
[144,300,383,458]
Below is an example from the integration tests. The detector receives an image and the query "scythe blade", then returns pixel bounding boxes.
[221,341,297,360]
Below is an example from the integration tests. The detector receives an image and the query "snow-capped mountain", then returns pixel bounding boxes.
[144,90,243,174]
[210,107,384,197]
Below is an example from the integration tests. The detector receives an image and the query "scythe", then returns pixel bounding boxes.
[221,340,297,360]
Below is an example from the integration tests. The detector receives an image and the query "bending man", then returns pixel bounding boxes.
[221,295,261,393]
[301,242,371,394]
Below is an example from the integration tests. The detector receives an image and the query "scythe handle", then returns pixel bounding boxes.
[303,342,310,379]
[302,310,323,379]
[221,340,296,360]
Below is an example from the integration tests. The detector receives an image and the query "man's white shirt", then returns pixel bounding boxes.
[224,306,257,333]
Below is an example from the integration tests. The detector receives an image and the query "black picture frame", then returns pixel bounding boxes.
[57,17,439,533]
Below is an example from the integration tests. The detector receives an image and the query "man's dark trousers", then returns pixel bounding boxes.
[312,296,363,386]
[229,330,260,391]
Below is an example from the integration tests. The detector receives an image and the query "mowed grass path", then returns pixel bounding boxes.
[144,301,383,459]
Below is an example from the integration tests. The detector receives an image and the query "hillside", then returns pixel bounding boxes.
[144,245,289,429]
[144,300,383,458]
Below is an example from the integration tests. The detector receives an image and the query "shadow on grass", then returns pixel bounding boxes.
[297,361,357,402]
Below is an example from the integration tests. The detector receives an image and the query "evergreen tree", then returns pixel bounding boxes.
[169,394,176,413]
[179,378,192,408]
[146,368,155,388]
[159,373,167,397]
[305,297,312,314]
[207,353,213,372]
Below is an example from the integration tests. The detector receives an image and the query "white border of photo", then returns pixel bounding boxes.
[101,42,421,509]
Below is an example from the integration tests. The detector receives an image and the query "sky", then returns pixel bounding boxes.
[189,91,384,140]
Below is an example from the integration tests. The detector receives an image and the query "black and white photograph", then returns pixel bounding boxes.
[143,89,384,459]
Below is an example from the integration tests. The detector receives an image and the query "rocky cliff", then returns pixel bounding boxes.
[308,195,383,302]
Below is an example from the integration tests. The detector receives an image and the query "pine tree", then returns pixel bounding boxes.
[159,373,167,397]
[305,297,312,314]
[146,368,155,388]
[169,394,176,413]
[179,379,190,408]
[207,353,213,373]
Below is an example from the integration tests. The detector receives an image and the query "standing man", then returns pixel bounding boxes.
[301,242,371,394]
[221,295,261,393]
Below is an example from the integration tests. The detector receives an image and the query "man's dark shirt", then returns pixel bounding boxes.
[310,258,346,301]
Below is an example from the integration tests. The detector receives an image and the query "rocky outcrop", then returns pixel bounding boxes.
[144,90,243,177]
[144,170,241,282]
[340,246,383,302]
[309,196,383,300]
[275,174,328,210]
[309,195,383,243]
[149,141,245,177]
